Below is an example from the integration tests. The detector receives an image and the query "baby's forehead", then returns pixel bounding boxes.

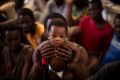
[50,26,67,34]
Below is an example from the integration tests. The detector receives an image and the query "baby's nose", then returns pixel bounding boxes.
[55,37,61,40]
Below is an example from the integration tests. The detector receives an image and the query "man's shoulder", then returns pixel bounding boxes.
[64,41,80,51]
[23,44,34,54]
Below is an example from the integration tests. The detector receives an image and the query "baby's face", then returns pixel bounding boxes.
[48,26,67,47]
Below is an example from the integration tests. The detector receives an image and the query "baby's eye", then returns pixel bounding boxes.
[60,36,66,38]
[52,35,56,38]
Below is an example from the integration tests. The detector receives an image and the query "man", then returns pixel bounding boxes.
[18,8,44,49]
[70,0,113,73]
[2,24,33,80]
[103,14,120,64]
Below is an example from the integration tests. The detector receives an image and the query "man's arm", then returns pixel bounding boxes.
[101,0,120,13]
[69,27,82,45]
[64,0,74,26]
[22,47,33,80]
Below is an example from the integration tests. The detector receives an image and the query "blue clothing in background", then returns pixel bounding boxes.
[103,34,120,64]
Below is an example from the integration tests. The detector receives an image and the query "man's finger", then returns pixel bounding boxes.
[41,47,53,54]
[41,44,52,50]
[56,55,69,61]
[42,50,55,57]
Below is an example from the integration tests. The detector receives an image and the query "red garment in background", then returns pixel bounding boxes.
[78,16,113,55]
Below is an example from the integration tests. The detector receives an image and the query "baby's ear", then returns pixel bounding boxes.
[65,38,68,41]
[48,37,50,40]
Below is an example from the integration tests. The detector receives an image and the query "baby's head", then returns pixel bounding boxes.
[47,20,68,47]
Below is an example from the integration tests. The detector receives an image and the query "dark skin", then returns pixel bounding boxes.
[18,14,38,47]
[30,25,89,80]
[18,15,36,35]
[4,30,33,80]
[87,2,109,62]
[64,0,88,26]
[0,0,24,26]
[88,3,106,28]
[70,2,108,71]
[35,26,80,69]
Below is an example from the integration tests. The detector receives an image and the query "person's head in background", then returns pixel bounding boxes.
[47,20,68,47]
[32,0,49,10]
[14,0,24,12]
[4,24,21,51]
[54,0,65,7]
[44,12,67,33]
[88,0,103,21]
[18,8,36,36]
[114,14,120,38]
[74,0,88,9]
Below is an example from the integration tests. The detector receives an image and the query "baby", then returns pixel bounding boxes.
[32,19,88,80]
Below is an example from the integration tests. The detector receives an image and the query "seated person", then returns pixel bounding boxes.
[27,0,49,21]
[2,24,33,80]
[86,61,120,80]
[39,0,68,23]
[70,0,113,73]
[18,8,44,49]
[64,0,88,26]
[103,14,120,64]
[0,0,25,26]
[29,20,89,80]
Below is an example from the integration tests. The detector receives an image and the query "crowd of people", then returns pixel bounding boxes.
[0,0,120,80]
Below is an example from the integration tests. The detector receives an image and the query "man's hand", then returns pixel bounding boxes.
[55,45,73,61]
[41,44,73,61]
[41,44,55,59]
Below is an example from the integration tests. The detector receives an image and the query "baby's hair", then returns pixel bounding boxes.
[18,8,35,21]
[47,20,68,33]
[44,12,67,29]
